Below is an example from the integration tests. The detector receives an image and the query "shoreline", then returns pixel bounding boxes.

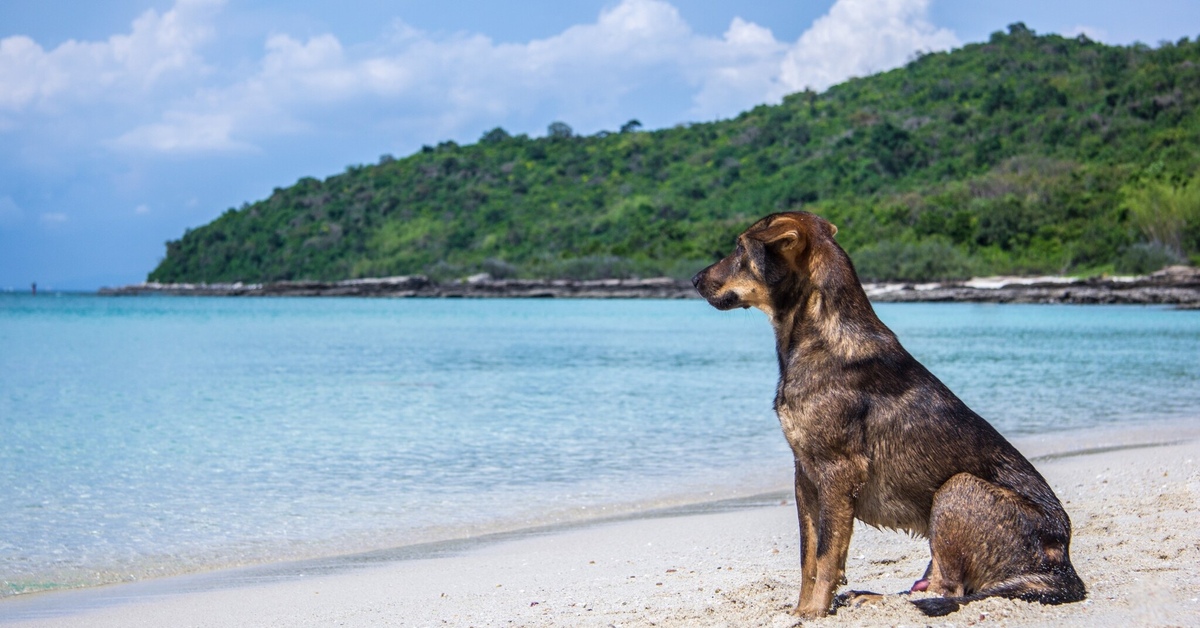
[94,265,1200,306]
[3,417,1198,627]
[0,491,794,624]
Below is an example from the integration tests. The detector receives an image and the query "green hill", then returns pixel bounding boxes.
[149,24,1200,284]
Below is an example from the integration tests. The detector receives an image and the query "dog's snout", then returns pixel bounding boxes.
[691,270,704,290]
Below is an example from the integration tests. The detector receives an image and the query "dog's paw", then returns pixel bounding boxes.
[831,590,884,611]
[789,604,830,619]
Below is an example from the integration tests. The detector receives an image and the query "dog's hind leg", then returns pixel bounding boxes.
[924,474,1036,597]
[913,473,1085,617]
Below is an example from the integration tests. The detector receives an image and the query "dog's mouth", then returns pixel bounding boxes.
[705,289,745,311]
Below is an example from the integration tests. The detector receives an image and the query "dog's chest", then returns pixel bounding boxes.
[772,382,855,452]
[772,400,866,480]
[773,399,819,453]
[775,390,930,535]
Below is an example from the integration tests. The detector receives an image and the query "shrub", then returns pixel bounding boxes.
[1114,242,1184,274]
[851,238,977,282]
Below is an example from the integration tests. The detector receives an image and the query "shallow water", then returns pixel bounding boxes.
[1,295,1198,595]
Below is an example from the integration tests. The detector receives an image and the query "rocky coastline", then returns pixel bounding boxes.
[865,265,1200,308]
[98,275,698,299]
[99,266,1200,307]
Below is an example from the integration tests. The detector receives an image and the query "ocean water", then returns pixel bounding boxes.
[1,295,1198,596]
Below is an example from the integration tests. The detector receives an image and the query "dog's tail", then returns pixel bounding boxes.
[911,570,1087,617]
[911,592,991,617]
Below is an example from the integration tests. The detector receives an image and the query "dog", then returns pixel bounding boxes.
[692,211,1086,618]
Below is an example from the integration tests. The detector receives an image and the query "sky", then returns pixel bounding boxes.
[1,1,1196,290]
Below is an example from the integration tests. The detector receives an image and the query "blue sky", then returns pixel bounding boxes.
[1,1,1196,290]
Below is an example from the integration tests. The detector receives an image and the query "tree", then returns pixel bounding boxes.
[547,121,573,139]
[620,119,643,133]
[480,127,511,144]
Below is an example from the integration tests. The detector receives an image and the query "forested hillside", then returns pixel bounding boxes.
[149,24,1200,284]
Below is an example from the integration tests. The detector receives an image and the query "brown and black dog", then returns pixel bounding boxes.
[692,211,1086,618]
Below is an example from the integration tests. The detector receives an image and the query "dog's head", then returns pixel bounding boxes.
[691,212,839,315]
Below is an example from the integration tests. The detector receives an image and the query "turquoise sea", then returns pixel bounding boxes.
[1,294,1199,597]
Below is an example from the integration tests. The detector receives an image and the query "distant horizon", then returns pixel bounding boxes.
[2,0,1197,290]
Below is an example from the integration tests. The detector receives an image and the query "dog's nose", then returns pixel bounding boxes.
[691,270,703,289]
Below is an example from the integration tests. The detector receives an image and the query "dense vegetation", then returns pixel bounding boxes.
[150,25,1200,284]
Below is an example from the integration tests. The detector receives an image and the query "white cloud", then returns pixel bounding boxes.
[117,0,707,151]
[7,0,961,155]
[686,18,789,119]
[40,212,68,226]
[777,0,959,94]
[0,0,223,112]
[117,0,745,151]
[135,204,151,214]
[112,111,255,153]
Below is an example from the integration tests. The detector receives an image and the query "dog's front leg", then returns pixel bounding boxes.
[793,467,859,618]
[792,461,819,614]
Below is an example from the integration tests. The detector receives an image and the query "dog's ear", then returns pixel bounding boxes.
[828,222,838,237]
[758,220,805,255]
[765,228,801,249]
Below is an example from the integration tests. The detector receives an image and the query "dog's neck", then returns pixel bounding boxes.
[768,243,896,372]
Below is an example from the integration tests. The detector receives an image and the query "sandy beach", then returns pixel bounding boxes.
[2,421,1198,627]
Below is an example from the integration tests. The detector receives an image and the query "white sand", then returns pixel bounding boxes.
[2,422,1198,627]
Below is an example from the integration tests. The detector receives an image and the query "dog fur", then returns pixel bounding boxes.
[692,211,1086,618]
